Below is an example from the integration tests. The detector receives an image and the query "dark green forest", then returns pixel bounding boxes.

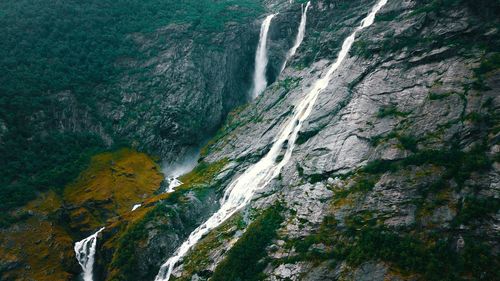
[0,0,262,218]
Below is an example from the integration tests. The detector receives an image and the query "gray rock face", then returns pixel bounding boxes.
[165,0,500,280]
[89,0,500,280]
[103,0,301,162]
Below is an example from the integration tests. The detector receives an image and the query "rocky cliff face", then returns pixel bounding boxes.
[1,0,499,280]
[92,0,499,280]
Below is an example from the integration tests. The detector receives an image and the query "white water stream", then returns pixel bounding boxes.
[155,1,388,280]
[251,14,277,99]
[74,227,105,281]
[281,1,311,73]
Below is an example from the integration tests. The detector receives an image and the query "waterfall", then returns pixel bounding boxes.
[281,1,311,73]
[74,227,105,281]
[154,1,388,280]
[166,177,182,193]
[250,14,277,99]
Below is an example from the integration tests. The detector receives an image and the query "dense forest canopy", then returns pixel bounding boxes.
[0,0,262,219]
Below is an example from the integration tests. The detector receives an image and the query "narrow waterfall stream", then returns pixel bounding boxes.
[251,14,277,99]
[74,227,105,281]
[155,1,388,280]
[281,1,311,73]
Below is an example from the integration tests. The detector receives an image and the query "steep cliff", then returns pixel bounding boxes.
[93,0,499,280]
[1,0,499,280]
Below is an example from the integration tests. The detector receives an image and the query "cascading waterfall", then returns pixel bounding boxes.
[166,177,182,193]
[250,14,277,99]
[281,1,311,73]
[74,227,105,281]
[154,1,388,280]
[162,151,199,193]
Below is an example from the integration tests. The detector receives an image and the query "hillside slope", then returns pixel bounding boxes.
[94,0,499,280]
[1,0,499,280]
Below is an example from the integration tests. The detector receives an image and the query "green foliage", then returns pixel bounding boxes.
[343,226,499,281]
[0,0,263,99]
[285,211,499,281]
[428,92,452,100]
[111,204,172,280]
[0,0,262,213]
[0,132,105,213]
[377,105,409,118]
[398,135,418,152]
[453,196,500,226]
[211,205,284,281]
[333,175,379,200]
[279,77,302,93]
[362,146,491,186]
[412,0,500,19]
[472,53,500,90]
[375,10,400,22]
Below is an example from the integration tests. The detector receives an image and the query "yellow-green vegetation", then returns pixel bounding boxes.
[177,158,229,191]
[0,192,74,281]
[100,158,229,281]
[0,148,165,281]
[64,148,164,232]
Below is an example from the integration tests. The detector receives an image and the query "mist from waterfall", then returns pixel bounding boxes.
[162,149,199,193]
[154,1,388,280]
[250,14,277,99]
[74,227,105,281]
[281,1,311,73]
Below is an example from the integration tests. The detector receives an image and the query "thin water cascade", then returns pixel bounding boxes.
[162,150,199,193]
[154,1,388,280]
[166,177,182,193]
[281,1,311,73]
[74,227,105,281]
[251,14,277,99]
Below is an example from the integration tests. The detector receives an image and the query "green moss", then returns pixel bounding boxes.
[453,196,500,226]
[362,146,491,186]
[110,204,172,281]
[429,92,453,100]
[398,135,418,152]
[177,214,246,280]
[375,10,400,22]
[333,175,379,201]
[211,204,284,281]
[177,158,229,191]
[377,105,409,118]
[278,77,302,93]
[283,210,499,281]
[296,128,322,145]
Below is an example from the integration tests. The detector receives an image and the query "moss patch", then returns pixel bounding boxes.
[64,148,164,232]
[0,192,75,281]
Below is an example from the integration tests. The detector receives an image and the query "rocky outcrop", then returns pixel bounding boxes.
[3,0,499,280]
[138,0,499,280]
